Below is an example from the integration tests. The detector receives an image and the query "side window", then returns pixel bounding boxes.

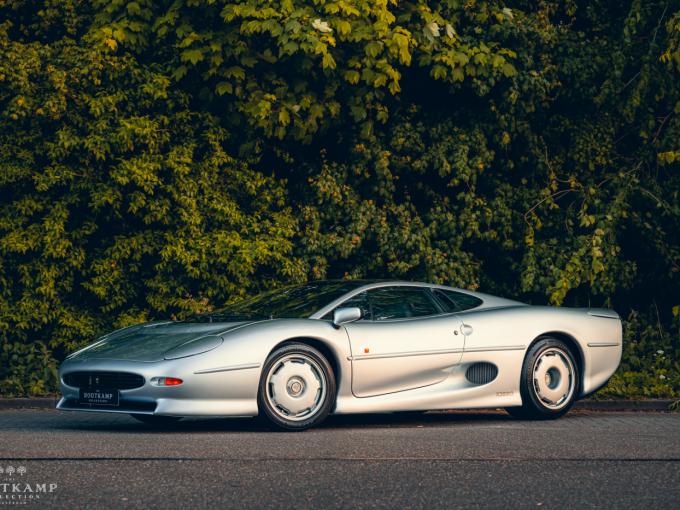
[323,292,371,320]
[369,287,440,321]
[432,289,483,312]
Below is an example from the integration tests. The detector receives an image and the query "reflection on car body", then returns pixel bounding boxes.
[58,280,622,430]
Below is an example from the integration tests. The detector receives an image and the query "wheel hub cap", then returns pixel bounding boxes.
[265,354,326,421]
[533,348,575,410]
[286,377,305,397]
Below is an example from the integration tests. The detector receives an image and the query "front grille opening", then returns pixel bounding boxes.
[63,371,145,390]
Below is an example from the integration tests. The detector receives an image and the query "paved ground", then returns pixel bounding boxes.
[0,410,678,509]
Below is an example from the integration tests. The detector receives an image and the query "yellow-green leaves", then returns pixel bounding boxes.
[180,48,204,64]
[322,52,337,69]
[0,23,304,390]
[1,0,679,398]
[128,0,522,140]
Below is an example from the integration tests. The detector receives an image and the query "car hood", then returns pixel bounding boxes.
[70,321,250,362]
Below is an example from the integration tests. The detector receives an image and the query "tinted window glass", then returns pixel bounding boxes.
[433,289,483,312]
[186,281,367,321]
[369,287,440,321]
[322,292,370,321]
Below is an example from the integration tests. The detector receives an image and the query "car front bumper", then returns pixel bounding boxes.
[57,356,261,417]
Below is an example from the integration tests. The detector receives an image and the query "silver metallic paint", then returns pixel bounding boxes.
[57,281,622,418]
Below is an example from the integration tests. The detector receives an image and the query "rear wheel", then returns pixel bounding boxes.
[505,338,579,420]
[258,343,336,431]
[130,414,182,426]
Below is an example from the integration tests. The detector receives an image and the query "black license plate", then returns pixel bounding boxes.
[79,388,119,406]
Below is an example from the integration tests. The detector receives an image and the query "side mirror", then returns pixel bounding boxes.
[332,307,362,328]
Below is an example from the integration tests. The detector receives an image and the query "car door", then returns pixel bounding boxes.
[343,286,465,398]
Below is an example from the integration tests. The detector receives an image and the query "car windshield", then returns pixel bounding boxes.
[185,281,368,322]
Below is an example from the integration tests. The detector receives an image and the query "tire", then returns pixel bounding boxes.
[505,337,579,420]
[258,343,336,431]
[130,414,182,426]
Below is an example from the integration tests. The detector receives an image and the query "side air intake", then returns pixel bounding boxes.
[465,362,499,385]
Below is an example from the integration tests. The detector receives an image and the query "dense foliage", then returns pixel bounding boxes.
[0,1,678,398]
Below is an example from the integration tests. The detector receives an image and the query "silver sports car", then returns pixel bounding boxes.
[57,280,622,430]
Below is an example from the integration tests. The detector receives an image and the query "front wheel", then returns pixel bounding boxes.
[506,338,579,420]
[258,343,336,431]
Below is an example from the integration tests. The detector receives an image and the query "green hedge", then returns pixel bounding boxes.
[0,1,678,397]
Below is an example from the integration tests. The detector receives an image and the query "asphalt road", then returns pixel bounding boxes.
[0,410,678,509]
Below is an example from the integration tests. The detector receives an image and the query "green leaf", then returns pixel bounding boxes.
[181,49,204,64]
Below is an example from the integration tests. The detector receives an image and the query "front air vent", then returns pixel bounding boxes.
[465,362,498,385]
[63,371,145,390]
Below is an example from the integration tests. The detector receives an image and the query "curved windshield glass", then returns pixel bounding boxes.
[186,281,369,322]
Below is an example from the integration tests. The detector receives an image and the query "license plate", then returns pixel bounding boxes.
[79,388,119,406]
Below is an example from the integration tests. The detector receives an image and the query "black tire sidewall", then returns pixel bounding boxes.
[257,343,336,431]
[519,338,579,419]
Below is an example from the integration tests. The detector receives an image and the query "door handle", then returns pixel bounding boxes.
[461,324,473,336]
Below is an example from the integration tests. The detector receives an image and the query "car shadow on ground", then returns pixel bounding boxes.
[49,409,526,433]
